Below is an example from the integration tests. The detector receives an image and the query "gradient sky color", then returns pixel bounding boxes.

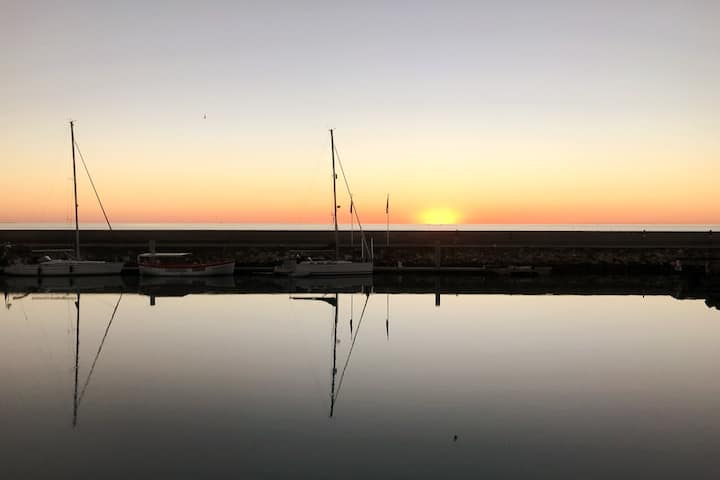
[2,1,718,224]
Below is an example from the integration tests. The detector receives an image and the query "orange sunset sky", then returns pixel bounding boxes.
[2,1,718,225]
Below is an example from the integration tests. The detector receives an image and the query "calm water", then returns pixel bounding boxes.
[2,287,720,478]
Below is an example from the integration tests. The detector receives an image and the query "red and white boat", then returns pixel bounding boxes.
[137,253,235,276]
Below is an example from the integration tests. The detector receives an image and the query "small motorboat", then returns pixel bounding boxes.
[137,252,235,276]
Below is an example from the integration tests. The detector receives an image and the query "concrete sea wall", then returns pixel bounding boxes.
[2,229,719,274]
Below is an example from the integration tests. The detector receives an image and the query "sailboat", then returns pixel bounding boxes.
[4,121,125,276]
[274,130,373,277]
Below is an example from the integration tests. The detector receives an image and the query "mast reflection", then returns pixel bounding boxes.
[72,291,79,428]
[291,291,371,418]
[70,291,122,428]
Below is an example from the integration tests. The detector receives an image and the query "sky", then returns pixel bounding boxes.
[1,0,718,225]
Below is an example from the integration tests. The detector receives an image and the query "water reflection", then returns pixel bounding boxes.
[1,276,720,478]
[2,273,718,308]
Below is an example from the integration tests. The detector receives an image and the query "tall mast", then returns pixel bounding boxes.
[330,129,339,260]
[70,121,80,259]
[73,291,80,428]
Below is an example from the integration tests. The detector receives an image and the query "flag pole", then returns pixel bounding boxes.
[386,293,389,340]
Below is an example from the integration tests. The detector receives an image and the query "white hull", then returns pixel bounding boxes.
[139,261,235,276]
[4,260,124,276]
[275,260,373,277]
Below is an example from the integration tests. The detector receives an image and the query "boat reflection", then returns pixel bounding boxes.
[139,275,237,305]
[7,289,124,428]
[269,274,373,294]
[1,274,127,293]
[292,291,372,417]
[72,291,122,427]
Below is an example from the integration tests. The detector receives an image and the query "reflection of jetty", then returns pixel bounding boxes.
[2,230,719,274]
[2,273,719,309]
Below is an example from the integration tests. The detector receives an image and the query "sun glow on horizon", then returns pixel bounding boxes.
[420,208,460,225]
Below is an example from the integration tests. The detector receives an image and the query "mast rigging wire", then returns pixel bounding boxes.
[333,142,371,259]
[78,293,122,404]
[73,139,113,231]
[334,293,370,402]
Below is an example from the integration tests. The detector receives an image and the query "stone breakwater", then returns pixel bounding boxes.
[1,230,719,274]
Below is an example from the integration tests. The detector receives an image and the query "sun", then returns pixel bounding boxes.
[420,208,460,225]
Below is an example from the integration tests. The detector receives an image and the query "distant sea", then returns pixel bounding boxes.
[1,223,718,231]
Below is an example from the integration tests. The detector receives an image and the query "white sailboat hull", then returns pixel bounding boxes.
[4,260,125,276]
[275,260,373,277]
